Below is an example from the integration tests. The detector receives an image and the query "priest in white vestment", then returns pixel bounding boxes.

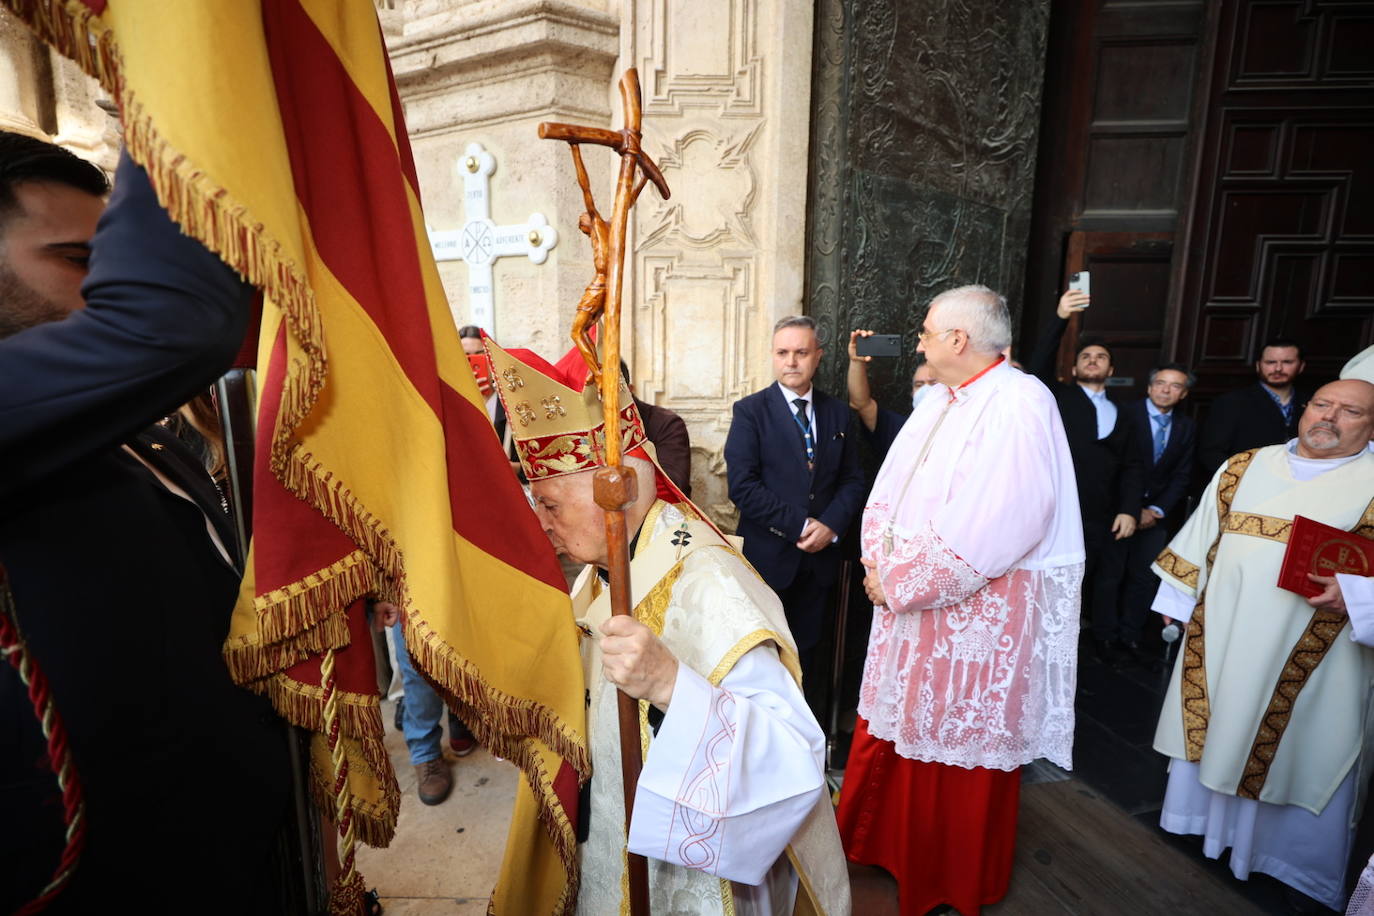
[837,285,1084,916]
[483,337,851,916]
[1151,379,1374,910]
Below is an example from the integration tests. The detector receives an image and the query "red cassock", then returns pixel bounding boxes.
[837,717,1021,916]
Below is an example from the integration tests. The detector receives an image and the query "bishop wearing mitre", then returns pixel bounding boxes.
[483,337,851,916]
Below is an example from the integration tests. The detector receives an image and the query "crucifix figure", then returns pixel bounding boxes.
[542,86,670,387]
[566,142,652,385]
[427,142,558,334]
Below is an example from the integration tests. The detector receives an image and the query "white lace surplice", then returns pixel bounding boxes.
[858,363,1084,771]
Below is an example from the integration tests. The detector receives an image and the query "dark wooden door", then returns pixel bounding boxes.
[1021,0,1209,399]
[1171,0,1374,399]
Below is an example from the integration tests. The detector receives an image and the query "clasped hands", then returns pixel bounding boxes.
[797,517,837,554]
[859,557,887,608]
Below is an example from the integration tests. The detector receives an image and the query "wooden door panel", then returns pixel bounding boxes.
[1172,0,1374,396]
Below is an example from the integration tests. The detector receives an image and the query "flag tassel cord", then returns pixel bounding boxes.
[0,576,87,915]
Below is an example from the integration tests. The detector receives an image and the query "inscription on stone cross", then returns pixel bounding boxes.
[428,142,557,334]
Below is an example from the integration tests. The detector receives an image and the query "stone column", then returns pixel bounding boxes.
[48,49,119,174]
[387,0,620,354]
[0,7,49,140]
[626,0,815,527]
[0,8,119,171]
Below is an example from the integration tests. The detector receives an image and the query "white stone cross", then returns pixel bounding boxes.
[428,142,557,334]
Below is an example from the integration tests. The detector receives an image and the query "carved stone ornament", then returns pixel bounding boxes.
[426,142,558,333]
[640,124,759,250]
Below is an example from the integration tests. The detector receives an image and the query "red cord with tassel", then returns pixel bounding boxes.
[0,568,86,914]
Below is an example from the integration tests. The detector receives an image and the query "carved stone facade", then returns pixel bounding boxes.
[805,0,1050,410]
[629,0,815,525]
[384,0,621,355]
[0,6,119,172]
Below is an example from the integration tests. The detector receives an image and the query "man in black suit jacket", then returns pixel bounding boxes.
[1109,363,1198,660]
[1029,290,1146,662]
[0,134,289,911]
[725,315,865,711]
[621,360,693,497]
[1197,337,1310,475]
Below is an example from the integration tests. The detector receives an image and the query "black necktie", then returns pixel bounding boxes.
[793,398,815,467]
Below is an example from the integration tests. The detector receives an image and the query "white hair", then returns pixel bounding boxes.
[927,285,1012,354]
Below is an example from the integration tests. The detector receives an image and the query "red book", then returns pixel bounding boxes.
[1277,515,1374,598]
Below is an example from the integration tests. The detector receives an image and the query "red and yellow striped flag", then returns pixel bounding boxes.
[5,2,588,912]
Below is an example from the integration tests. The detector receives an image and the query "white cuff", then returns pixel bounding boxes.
[1151,579,1195,622]
[1339,574,1374,647]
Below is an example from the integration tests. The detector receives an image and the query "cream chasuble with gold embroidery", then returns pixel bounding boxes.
[572,501,850,916]
[1152,444,1374,814]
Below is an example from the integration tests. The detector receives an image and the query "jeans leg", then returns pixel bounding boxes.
[391,623,444,765]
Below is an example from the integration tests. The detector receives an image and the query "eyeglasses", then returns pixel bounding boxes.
[917,328,957,343]
[1150,380,1187,392]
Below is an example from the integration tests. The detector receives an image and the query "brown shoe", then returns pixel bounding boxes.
[415,759,452,806]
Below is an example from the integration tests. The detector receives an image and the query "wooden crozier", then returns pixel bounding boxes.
[539,69,670,916]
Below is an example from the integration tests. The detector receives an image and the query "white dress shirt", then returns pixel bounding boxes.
[1079,384,1117,440]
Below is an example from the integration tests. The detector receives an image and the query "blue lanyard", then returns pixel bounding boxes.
[791,405,815,465]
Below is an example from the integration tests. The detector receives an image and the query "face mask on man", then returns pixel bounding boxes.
[912,385,934,410]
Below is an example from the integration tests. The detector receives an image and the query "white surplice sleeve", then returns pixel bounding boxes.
[1151,579,1196,623]
[627,644,825,885]
[1339,574,1374,646]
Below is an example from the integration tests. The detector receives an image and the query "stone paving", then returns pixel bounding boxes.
[355,699,517,915]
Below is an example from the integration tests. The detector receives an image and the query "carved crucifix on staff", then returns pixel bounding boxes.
[539,69,670,916]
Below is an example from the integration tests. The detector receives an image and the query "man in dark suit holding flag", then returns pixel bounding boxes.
[725,315,865,714]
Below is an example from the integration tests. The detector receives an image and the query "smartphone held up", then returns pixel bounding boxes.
[1068,270,1091,302]
[856,333,903,358]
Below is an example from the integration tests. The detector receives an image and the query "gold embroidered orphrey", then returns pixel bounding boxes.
[1175,447,1374,795]
[1175,448,1257,762]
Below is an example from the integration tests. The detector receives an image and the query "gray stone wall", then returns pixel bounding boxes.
[805,0,1049,407]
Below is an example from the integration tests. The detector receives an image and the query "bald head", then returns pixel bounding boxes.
[1296,379,1374,459]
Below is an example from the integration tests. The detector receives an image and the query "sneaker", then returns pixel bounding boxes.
[449,733,478,757]
[415,758,452,806]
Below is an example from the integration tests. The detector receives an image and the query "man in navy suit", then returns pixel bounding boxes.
[725,316,865,714]
[1108,363,1198,662]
